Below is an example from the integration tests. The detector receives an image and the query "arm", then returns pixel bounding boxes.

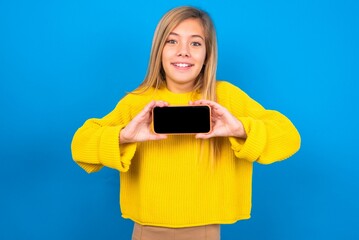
[71,99,169,173]
[71,98,136,173]
[193,82,301,164]
[231,108,301,164]
[228,83,300,164]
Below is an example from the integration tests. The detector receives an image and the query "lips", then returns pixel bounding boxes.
[171,62,194,69]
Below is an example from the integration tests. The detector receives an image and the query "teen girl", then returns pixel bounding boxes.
[71,6,301,240]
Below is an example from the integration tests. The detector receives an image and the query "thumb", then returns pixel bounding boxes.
[195,132,213,139]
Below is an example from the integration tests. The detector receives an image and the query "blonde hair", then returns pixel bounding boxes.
[138,6,217,100]
[136,6,221,164]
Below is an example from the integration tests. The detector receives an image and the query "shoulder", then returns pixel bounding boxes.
[216,80,248,97]
[215,80,257,113]
[117,87,156,106]
[110,88,156,120]
[216,80,233,89]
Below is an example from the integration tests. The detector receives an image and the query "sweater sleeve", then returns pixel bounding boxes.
[220,82,301,164]
[71,97,138,173]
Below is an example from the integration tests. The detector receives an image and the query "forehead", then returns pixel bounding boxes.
[170,18,205,38]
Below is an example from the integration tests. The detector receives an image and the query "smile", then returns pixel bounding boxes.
[172,63,194,68]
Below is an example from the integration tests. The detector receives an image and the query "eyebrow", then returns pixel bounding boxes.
[169,32,205,41]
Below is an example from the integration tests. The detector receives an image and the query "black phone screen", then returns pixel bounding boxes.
[152,105,211,134]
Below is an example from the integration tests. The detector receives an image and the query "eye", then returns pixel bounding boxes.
[166,39,177,44]
[191,41,202,47]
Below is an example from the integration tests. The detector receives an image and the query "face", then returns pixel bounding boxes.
[161,18,206,93]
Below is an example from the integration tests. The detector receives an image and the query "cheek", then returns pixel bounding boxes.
[161,52,173,71]
[161,51,171,74]
[161,49,168,63]
[162,46,176,59]
[195,50,207,65]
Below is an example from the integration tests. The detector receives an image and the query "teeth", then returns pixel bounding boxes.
[174,63,192,67]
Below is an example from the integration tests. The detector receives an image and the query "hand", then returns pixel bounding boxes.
[119,101,168,144]
[189,100,247,139]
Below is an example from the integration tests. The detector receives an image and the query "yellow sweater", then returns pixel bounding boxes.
[71,81,300,227]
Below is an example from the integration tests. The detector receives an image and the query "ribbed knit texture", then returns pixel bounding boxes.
[71,81,301,227]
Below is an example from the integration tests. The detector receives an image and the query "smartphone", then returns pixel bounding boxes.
[152,105,211,134]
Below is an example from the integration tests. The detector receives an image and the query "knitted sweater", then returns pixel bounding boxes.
[71,81,301,227]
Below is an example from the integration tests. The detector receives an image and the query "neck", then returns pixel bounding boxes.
[166,82,194,93]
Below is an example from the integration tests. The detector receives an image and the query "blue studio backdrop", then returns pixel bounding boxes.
[0,0,358,239]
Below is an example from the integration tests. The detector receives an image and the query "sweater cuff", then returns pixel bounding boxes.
[119,142,137,172]
[229,117,267,162]
[99,125,137,172]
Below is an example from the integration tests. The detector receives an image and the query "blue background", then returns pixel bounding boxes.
[1,0,358,239]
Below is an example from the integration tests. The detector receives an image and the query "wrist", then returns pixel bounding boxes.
[233,120,247,139]
[119,129,130,144]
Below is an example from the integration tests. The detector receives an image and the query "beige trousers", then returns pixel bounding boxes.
[132,223,220,240]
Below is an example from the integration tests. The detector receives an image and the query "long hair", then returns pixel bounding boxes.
[138,6,217,99]
[136,6,221,164]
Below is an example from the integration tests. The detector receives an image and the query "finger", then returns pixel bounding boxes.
[191,99,214,105]
[141,101,168,117]
[195,132,214,139]
[144,101,156,111]
[154,101,169,107]
[139,101,156,116]
[191,100,222,110]
[149,134,168,141]
[194,101,227,118]
[131,101,158,123]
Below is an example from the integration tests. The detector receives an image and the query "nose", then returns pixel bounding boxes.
[177,43,190,57]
